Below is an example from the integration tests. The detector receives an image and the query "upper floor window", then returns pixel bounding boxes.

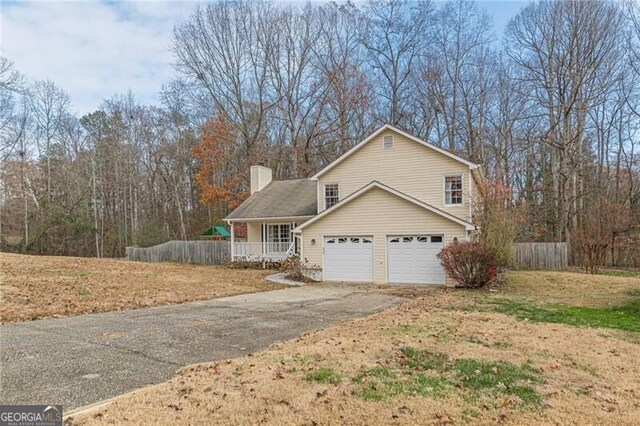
[325,184,339,209]
[444,175,463,205]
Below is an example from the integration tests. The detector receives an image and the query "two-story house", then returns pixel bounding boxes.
[225,124,483,286]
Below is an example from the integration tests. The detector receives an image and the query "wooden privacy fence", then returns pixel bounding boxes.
[513,242,568,270]
[126,241,230,265]
[127,240,568,270]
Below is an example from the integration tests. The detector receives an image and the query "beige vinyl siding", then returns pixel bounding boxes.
[317,129,472,221]
[302,187,467,286]
[247,222,262,242]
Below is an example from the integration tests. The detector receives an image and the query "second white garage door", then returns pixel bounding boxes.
[324,236,374,282]
[388,235,445,285]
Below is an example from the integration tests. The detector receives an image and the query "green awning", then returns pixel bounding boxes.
[201,225,231,238]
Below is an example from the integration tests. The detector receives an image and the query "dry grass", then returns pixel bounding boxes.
[68,271,640,426]
[491,270,640,307]
[0,253,283,323]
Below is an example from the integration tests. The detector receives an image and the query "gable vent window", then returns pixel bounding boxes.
[383,135,394,149]
[444,175,463,205]
[325,184,339,209]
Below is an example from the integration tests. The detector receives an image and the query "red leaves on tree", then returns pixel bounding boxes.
[437,241,498,288]
[193,115,248,215]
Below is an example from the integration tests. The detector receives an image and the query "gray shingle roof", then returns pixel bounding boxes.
[226,179,317,220]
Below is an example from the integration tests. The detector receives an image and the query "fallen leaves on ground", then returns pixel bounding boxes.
[69,272,640,426]
[0,253,283,323]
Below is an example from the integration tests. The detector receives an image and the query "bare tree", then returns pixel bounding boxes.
[506,0,626,244]
[361,0,433,126]
[173,1,277,160]
[268,4,326,176]
[0,57,26,159]
[428,0,495,157]
[1,0,638,267]
[29,80,70,203]
[315,2,373,158]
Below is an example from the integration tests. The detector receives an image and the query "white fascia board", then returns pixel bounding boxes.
[225,215,314,222]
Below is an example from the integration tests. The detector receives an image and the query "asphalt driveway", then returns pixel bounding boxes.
[0,285,405,411]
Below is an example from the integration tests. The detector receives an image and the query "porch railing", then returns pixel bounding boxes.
[232,242,291,260]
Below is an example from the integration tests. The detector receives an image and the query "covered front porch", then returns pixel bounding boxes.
[227,220,304,261]
[223,173,317,262]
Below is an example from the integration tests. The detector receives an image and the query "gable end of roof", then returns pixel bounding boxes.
[311,124,481,180]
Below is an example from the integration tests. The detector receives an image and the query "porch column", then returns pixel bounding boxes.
[230,222,235,260]
[262,223,266,255]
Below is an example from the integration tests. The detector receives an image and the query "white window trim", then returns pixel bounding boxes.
[443,174,464,207]
[323,183,340,210]
[266,223,293,243]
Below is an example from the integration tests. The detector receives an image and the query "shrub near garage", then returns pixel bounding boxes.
[280,255,319,283]
[437,241,498,288]
[222,258,281,270]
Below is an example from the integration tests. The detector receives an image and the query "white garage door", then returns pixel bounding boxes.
[388,235,445,285]
[324,236,374,282]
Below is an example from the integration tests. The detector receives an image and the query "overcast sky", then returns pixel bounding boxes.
[0,0,526,116]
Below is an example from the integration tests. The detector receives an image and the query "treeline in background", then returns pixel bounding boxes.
[1,0,639,266]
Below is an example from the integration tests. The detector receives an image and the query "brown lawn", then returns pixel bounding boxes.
[497,270,640,308]
[67,271,640,426]
[0,253,283,323]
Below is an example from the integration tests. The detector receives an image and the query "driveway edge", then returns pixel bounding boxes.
[265,272,306,286]
[64,381,166,420]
